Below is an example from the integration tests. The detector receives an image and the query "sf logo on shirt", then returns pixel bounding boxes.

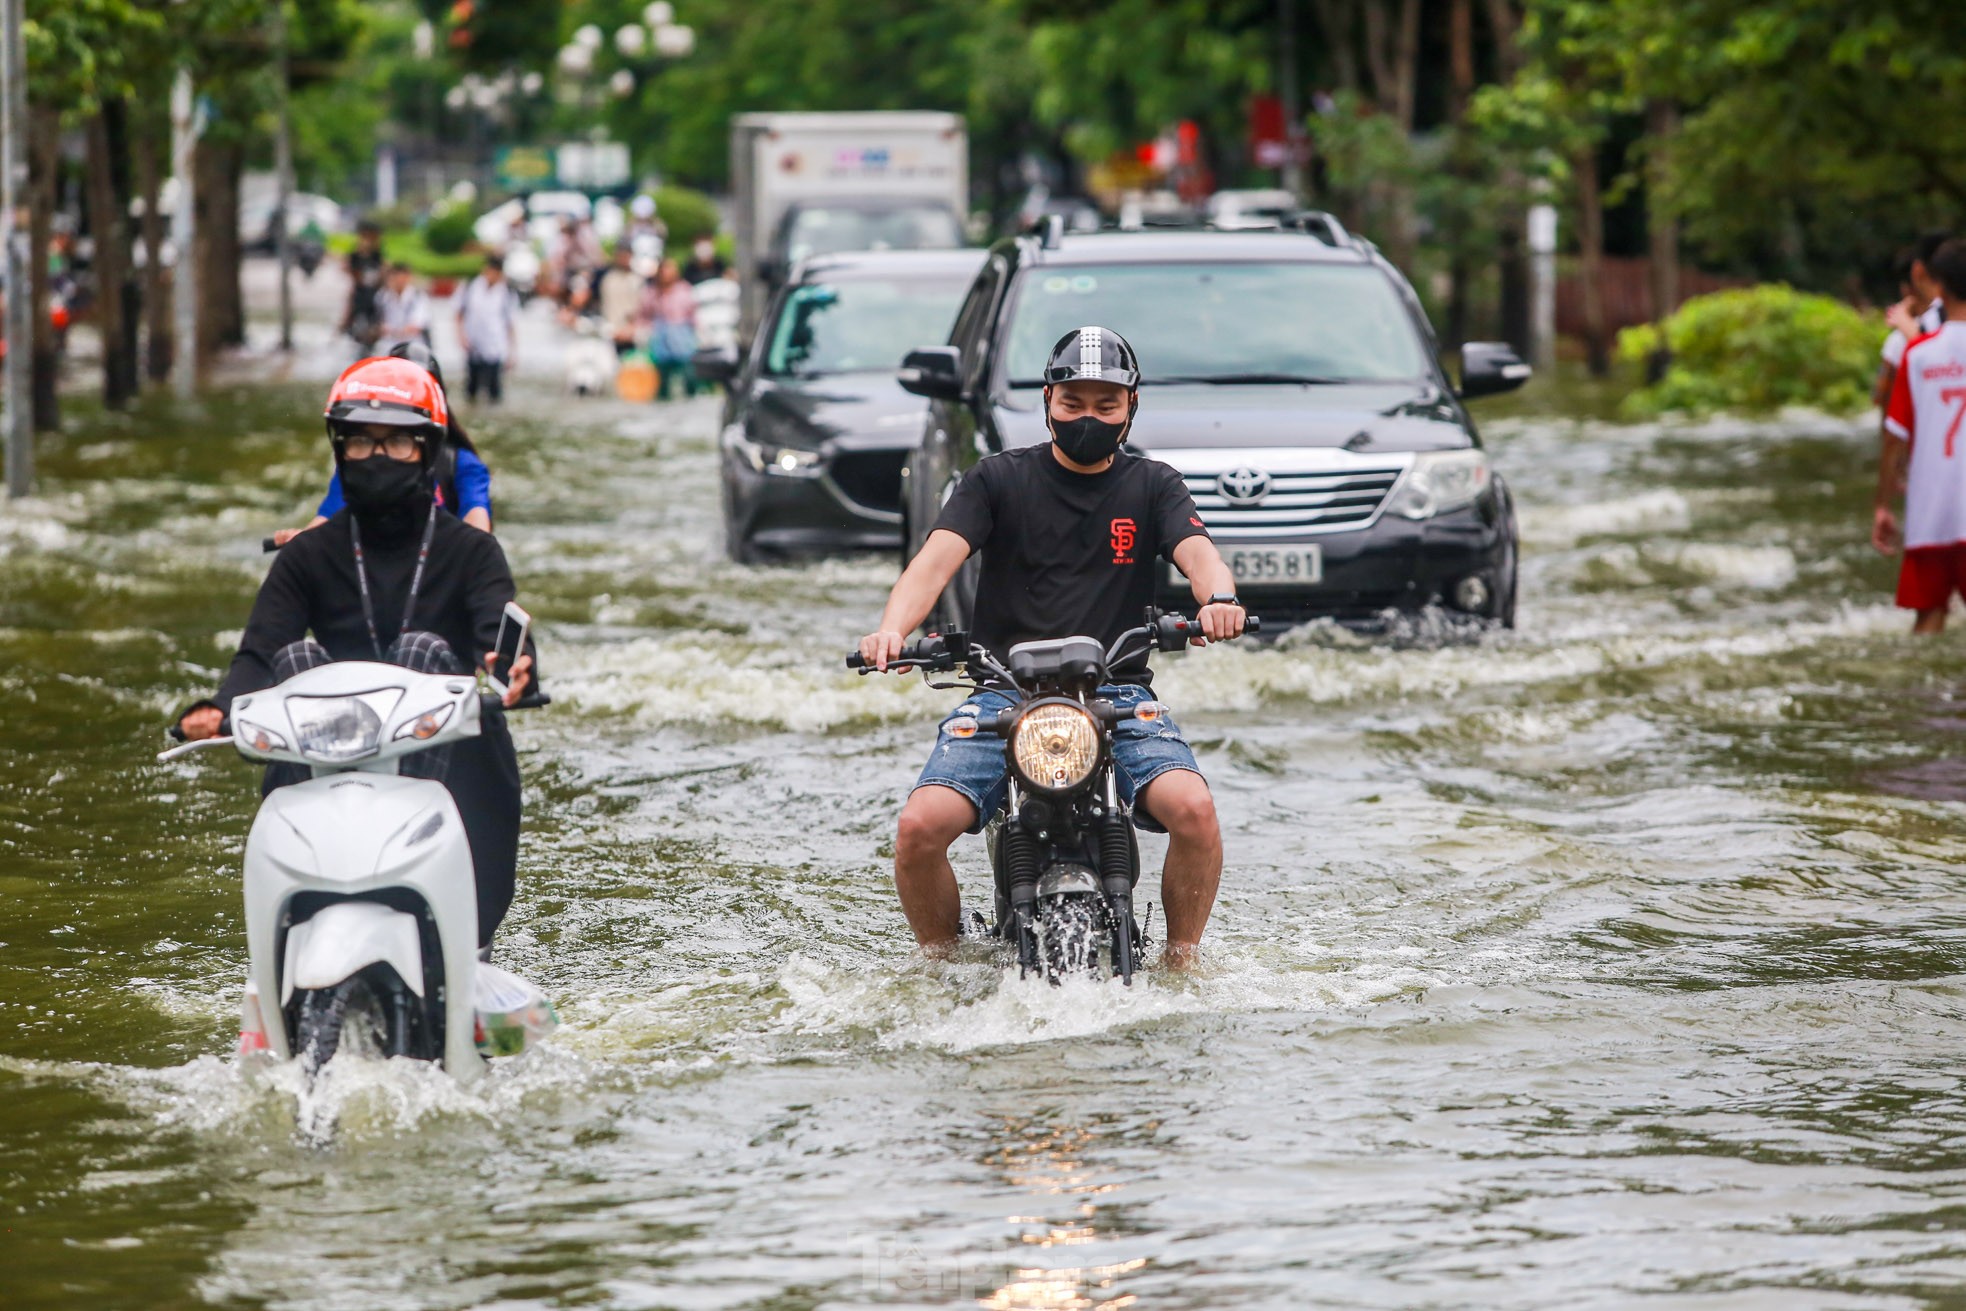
[1110,517,1137,565]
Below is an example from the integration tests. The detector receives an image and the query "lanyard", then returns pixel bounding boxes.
[349,502,439,660]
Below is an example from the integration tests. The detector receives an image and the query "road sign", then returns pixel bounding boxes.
[494,145,555,191]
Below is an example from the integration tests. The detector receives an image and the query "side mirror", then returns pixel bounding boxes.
[1458,341,1532,398]
[692,345,741,385]
[754,255,782,285]
[899,346,965,402]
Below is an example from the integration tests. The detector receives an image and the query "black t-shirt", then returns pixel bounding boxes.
[932,443,1209,685]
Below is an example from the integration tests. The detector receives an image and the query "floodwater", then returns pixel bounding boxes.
[6,350,1966,1310]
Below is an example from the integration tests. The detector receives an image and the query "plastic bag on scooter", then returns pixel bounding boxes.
[473,963,560,1057]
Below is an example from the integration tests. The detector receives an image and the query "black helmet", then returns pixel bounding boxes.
[388,338,446,393]
[1043,326,1141,389]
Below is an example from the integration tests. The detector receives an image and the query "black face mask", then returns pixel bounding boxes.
[1048,412,1130,466]
[340,454,430,539]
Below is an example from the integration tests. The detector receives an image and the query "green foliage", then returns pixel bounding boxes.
[1616,285,1881,417]
[1500,0,1966,288]
[422,203,478,256]
[651,186,718,246]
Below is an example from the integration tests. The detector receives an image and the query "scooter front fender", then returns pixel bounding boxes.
[281,901,425,1004]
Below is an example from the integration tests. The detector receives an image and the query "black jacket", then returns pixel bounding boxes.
[208,508,537,713]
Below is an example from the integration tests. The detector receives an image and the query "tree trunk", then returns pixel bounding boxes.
[28,103,59,432]
[194,135,245,361]
[1643,98,1680,383]
[1360,0,1422,267]
[134,121,171,383]
[1484,0,1530,350]
[85,107,134,409]
[1310,0,1359,96]
[1393,0,1421,132]
[1444,0,1475,349]
[106,99,141,401]
[1575,141,1609,377]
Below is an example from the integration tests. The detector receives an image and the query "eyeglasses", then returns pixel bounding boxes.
[338,431,423,460]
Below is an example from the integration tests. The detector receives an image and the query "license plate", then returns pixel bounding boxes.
[1222,546,1322,586]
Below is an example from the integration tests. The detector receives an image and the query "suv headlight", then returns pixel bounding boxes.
[1385,450,1490,519]
[288,694,384,763]
[723,424,823,476]
[1010,702,1100,793]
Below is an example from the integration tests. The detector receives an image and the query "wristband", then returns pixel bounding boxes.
[1207,592,1241,608]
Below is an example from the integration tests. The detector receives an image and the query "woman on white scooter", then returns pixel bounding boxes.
[175,358,538,948]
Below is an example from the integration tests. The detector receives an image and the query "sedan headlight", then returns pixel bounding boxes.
[723,424,823,476]
[1010,702,1100,793]
[287,694,384,763]
[1385,450,1491,519]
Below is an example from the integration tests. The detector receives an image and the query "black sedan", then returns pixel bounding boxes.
[697,249,985,563]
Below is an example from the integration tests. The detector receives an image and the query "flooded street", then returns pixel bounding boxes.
[8,323,1966,1309]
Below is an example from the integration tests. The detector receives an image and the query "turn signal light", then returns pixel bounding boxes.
[947,715,979,739]
[1133,701,1168,724]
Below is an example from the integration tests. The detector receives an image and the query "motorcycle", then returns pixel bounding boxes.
[847,608,1258,985]
[294,235,326,279]
[158,661,556,1082]
[503,242,541,303]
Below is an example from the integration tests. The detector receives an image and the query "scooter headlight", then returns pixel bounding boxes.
[233,719,290,755]
[288,694,384,763]
[392,702,455,742]
[1010,702,1100,793]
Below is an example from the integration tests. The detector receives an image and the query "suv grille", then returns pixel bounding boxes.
[1182,463,1405,537]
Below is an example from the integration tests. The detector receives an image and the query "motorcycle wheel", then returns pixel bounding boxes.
[1039,895,1106,982]
[291,971,420,1073]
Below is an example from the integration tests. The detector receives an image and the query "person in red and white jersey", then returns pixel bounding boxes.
[1874,238,1966,633]
[1875,234,1949,409]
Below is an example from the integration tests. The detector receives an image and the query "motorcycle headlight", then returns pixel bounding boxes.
[1385,449,1491,520]
[288,694,384,763]
[1010,702,1100,793]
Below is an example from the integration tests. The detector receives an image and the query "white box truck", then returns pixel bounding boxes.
[730,111,968,332]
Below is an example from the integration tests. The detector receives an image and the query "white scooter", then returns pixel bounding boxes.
[159,661,556,1083]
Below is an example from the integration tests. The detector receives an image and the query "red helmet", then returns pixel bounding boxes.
[324,356,449,439]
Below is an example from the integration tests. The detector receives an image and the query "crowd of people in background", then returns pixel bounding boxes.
[339,194,737,406]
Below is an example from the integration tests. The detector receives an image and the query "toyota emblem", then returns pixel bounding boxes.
[1217,467,1273,506]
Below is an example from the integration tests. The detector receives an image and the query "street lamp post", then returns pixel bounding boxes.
[556,7,694,128]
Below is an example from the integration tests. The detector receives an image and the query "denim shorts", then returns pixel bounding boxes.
[912,684,1202,834]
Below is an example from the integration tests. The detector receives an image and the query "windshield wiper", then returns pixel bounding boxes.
[1144,372,1356,385]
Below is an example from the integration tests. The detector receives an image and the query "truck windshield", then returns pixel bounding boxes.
[765,277,972,378]
[1002,262,1430,386]
[783,206,965,262]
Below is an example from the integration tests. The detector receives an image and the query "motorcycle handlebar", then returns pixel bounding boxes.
[1154,612,1261,649]
[845,638,956,674]
[480,691,553,712]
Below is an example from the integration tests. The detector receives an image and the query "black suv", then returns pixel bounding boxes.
[895,217,1529,629]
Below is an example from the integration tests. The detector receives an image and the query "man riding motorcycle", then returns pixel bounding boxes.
[176,357,537,947]
[857,326,1247,967]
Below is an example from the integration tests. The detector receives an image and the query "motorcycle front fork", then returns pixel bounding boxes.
[997,775,1141,983]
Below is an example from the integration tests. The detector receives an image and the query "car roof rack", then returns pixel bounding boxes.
[1027,213,1066,249]
[1284,210,1354,248]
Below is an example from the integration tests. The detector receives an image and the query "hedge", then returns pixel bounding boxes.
[1616,285,1881,418]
